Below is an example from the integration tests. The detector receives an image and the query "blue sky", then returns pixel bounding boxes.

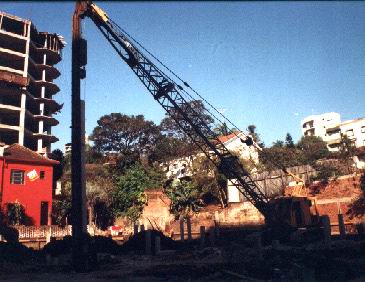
[2,1,365,149]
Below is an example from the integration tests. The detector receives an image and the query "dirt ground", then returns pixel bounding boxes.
[1,236,365,281]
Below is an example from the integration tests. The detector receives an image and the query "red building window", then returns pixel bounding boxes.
[40,171,45,179]
[10,170,25,184]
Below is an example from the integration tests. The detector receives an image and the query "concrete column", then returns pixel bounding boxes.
[23,23,30,76]
[154,236,161,255]
[338,213,346,239]
[200,226,205,249]
[321,215,331,245]
[179,218,184,242]
[46,226,51,244]
[133,223,139,235]
[254,233,263,260]
[187,217,192,242]
[209,227,215,246]
[18,92,27,146]
[145,230,152,255]
[20,24,30,147]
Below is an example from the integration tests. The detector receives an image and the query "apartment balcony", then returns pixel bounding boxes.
[33,114,59,126]
[0,103,21,114]
[35,97,63,113]
[33,132,58,143]
[0,70,28,89]
[29,40,61,65]
[0,29,27,53]
[0,123,19,133]
[28,77,60,97]
[304,128,315,136]
[28,58,61,81]
[0,48,26,75]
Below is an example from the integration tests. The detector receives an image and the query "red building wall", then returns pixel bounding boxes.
[0,160,54,226]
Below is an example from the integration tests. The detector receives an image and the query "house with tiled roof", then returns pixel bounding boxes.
[0,143,58,225]
[163,131,259,180]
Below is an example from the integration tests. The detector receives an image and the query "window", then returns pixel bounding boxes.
[40,171,45,179]
[361,126,365,133]
[10,170,25,185]
[346,130,354,137]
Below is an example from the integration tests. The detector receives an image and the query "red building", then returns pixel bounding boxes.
[0,144,58,225]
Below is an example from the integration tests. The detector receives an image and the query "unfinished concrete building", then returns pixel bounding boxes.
[0,11,65,154]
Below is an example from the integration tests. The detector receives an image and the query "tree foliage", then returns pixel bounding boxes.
[113,164,165,222]
[213,122,233,136]
[157,100,214,159]
[6,202,32,225]
[50,149,64,182]
[260,146,304,171]
[297,136,330,164]
[165,179,204,219]
[90,113,161,167]
[285,133,295,148]
[190,155,228,207]
[347,171,365,219]
[247,124,264,147]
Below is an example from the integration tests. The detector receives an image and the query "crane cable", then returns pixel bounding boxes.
[109,19,297,175]
[109,19,262,146]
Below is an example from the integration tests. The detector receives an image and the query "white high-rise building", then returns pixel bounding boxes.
[301,112,365,151]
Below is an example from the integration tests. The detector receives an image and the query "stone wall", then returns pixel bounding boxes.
[134,190,263,236]
[116,174,363,236]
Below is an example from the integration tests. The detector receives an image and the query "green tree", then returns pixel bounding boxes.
[285,133,295,148]
[150,135,191,162]
[272,140,284,148]
[259,146,304,171]
[158,100,215,159]
[191,155,228,208]
[50,149,64,182]
[347,171,365,219]
[85,165,115,227]
[85,144,104,164]
[113,164,165,222]
[90,113,161,168]
[338,134,357,174]
[6,202,32,225]
[165,179,203,219]
[213,122,233,136]
[297,135,329,164]
[247,125,265,147]
[52,192,72,226]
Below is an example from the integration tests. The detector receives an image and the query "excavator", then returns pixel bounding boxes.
[73,1,321,239]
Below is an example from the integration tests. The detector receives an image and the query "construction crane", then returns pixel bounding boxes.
[72,1,319,235]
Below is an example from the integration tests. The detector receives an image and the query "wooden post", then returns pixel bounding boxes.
[133,223,139,235]
[214,211,220,239]
[180,218,184,242]
[338,213,346,239]
[209,227,215,246]
[155,236,161,255]
[321,215,331,246]
[145,230,151,255]
[200,226,205,249]
[46,226,51,244]
[254,233,263,260]
[187,217,192,242]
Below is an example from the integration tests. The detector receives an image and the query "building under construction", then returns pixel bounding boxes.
[0,11,65,154]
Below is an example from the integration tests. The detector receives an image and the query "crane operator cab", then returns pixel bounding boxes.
[265,196,321,241]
